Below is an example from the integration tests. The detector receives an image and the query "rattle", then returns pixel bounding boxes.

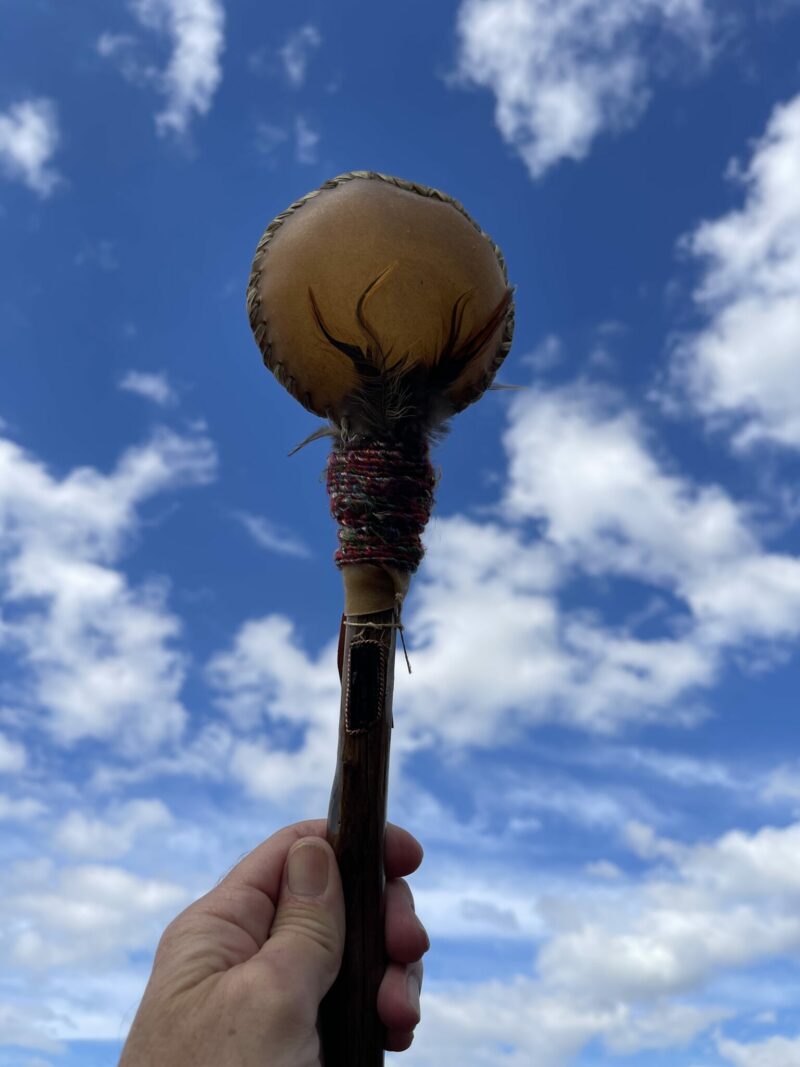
[246,170,514,1066]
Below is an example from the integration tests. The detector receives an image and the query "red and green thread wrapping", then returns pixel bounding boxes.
[326,440,436,572]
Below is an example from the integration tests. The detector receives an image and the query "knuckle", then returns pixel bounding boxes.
[271,903,341,957]
[155,912,189,959]
[391,878,414,908]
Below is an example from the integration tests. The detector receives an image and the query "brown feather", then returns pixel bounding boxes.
[309,270,513,441]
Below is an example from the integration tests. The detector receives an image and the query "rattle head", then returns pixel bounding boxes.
[247,171,514,436]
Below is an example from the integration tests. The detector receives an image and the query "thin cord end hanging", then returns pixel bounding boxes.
[395,598,412,675]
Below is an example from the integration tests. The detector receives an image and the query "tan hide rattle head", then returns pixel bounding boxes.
[246,171,514,436]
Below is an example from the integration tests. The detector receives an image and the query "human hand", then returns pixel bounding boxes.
[119,820,428,1066]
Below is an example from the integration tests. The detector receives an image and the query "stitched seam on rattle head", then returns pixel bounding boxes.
[245,171,515,419]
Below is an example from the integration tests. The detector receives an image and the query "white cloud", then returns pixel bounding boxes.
[118,369,178,406]
[208,615,339,805]
[540,823,800,1003]
[3,859,186,970]
[229,734,334,810]
[280,24,321,87]
[398,516,574,741]
[504,775,657,830]
[504,384,750,581]
[295,115,319,164]
[754,1011,778,1025]
[523,333,563,372]
[97,32,137,58]
[74,239,119,271]
[95,32,153,90]
[591,743,740,792]
[253,115,320,165]
[0,803,265,1052]
[585,859,623,880]
[503,383,800,648]
[0,425,217,752]
[415,980,724,1066]
[52,799,172,859]
[415,876,543,942]
[453,0,713,178]
[397,494,709,740]
[718,1031,800,1066]
[254,121,289,159]
[89,721,235,792]
[233,511,310,558]
[0,732,26,773]
[671,92,800,449]
[0,958,167,1051]
[0,1003,64,1054]
[0,99,60,196]
[408,819,800,1065]
[208,615,337,730]
[102,0,225,137]
[762,762,800,811]
[0,795,46,821]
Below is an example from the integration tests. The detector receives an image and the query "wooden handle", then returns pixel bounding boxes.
[320,610,397,1067]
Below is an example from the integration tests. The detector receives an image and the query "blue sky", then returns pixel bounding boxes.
[2,1,800,1064]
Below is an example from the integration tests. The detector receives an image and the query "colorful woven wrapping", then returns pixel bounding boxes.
[326,440,436,573]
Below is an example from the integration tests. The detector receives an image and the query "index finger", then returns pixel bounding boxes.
[384,823,424,880]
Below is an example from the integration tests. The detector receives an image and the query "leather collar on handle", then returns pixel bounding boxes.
[342,563,410,616]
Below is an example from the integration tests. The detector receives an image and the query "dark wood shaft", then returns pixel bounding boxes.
[320,608,397,1067]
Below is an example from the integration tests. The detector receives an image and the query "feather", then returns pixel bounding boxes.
[309,268,513,442]
[288,424,337,456]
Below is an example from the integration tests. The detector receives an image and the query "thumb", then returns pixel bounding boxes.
[260,837,345,1008]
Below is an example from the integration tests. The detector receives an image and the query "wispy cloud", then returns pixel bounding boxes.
[253,116,320,165]
[97,32,138,58]
[0,795,46,821]
[0,99,61,196]
[100,0,225,137]
[453,0,714,178]
[254,121,289,159]
[75,239,119,271]
[118,369,178,407]
[0,732,26,773]
[717,1030,800,1066]
[761,761,800,810]
[522,333,563,372]
[233,510,311,559]
[294,115,319,164]
[280,24,322,87]
[590,743,740,791]
[52,799,172,860]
